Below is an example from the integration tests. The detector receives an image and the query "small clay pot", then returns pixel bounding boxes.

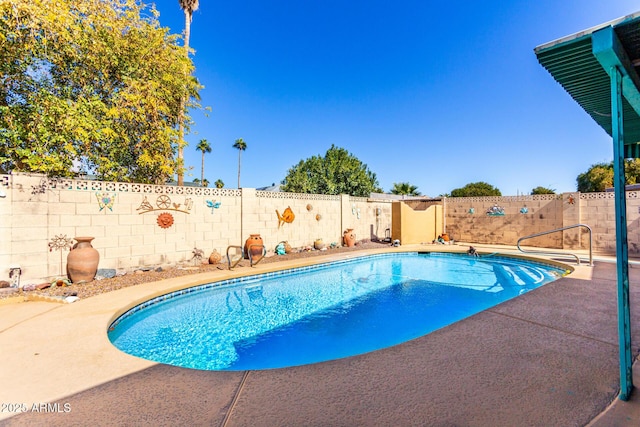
[208,249,221,264]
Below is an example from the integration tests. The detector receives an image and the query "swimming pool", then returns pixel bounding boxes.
[108,252,567,370]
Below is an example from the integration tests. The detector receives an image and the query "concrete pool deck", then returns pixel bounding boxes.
[1,243,640,426]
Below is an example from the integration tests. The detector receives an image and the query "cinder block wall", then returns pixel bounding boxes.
[0,173,394,283]
[444,195,564,248]
[3,172,640,284]
[579,191,640,254]
[444,192,640,254]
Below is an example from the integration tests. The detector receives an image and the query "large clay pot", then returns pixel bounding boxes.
[343,229,356,247]
[244,234,264,261]
[67,237,99,283]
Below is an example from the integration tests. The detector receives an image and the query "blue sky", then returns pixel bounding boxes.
[150,0,637,196]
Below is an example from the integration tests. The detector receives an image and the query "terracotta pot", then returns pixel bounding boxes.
[244,234,264,260]
[283,241,293,254]
[343,229,356,247]
[208,249,221,264]
[67,237,99,283]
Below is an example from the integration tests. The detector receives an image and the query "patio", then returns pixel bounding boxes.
[1,244,639,426]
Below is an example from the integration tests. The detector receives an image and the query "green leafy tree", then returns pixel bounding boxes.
[233,138,247,188]
[0,0,201,183]
[624,159,640,184]
[214,179,224,188]
[391,182,421,196]
[450,182,502,197]
[531,186,556,195]
[577,159,640,192]
[577,162,613,192]
[281,145,382,197]
[576,160,640,192]
[195,139,211,186]
[176,0,200,186]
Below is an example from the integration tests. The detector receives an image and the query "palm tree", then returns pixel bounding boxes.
[233,138,247,188]
[202,178,209,188]
[391,182,421,196]
[176,0,200,186]
[215,179,224,188]
[195,139,211,186]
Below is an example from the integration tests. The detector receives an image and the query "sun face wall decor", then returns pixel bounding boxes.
[157,212,174,229]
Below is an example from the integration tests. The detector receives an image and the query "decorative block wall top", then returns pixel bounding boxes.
[580,192,614,199]
[256,190,340,201]
[0,174,240,197]
[444,194,563,203]
[579,191,640,199]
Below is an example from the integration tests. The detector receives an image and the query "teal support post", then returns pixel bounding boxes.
[593,25,635,401]
[611,65,634,401]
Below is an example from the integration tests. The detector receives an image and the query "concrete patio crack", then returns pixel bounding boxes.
[221,370,250,427]
[487,309,620,348]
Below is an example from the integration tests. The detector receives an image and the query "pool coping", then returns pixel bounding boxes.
[0,243,637,425]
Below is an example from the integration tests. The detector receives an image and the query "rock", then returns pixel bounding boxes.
[155,267,163,272]
[0,287,18,296]
[0,280,10,288]
[96,268,117,279]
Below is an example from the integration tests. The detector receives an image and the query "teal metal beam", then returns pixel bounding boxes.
[592,26,640,120]
[592,26,634,402]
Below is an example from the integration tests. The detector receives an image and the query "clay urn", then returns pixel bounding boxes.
[343,229,356,247]
[67,237,100,283]
[244,234,264,261]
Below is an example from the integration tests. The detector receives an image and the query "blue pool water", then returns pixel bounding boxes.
[108,253,566,370]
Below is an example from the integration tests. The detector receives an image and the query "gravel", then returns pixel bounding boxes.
[4,240,393,302]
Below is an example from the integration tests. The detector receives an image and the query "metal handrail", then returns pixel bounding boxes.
[517,223,593,266]
[226,245,244,270]
[247,244,266,267]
